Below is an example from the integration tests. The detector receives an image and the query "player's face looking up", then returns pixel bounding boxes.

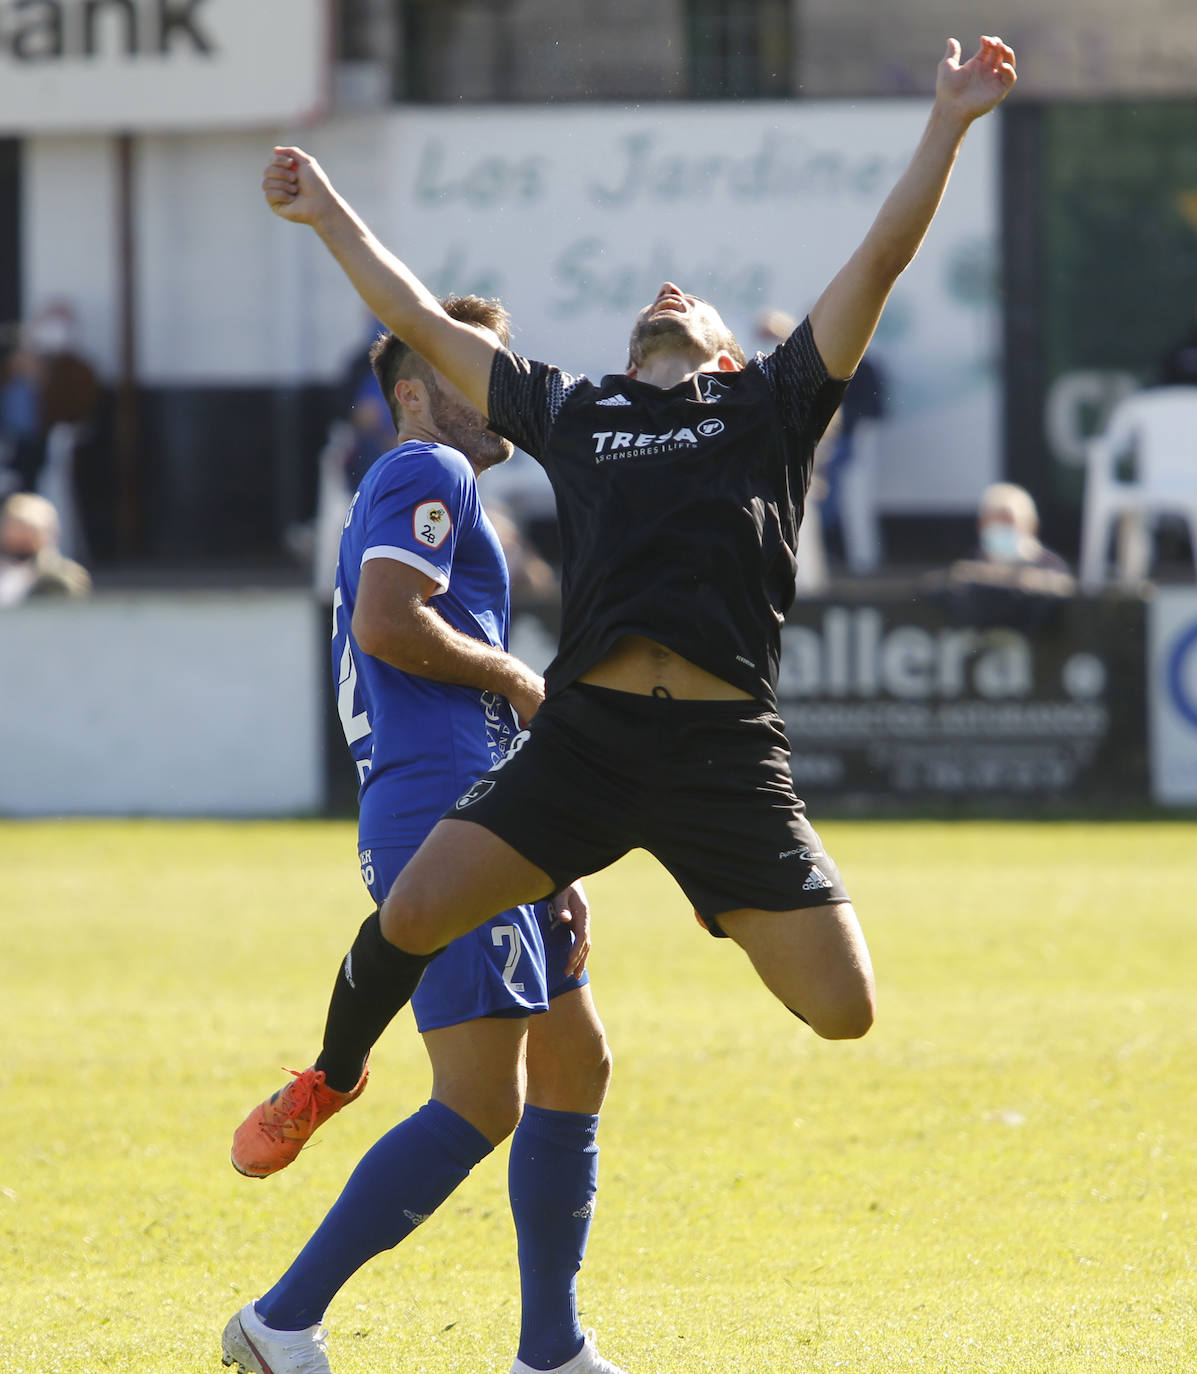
[626,282,746,372]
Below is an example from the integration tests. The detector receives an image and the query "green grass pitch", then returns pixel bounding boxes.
[2,818,1194,1372]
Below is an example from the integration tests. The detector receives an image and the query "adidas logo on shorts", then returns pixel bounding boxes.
[802,866,833,891]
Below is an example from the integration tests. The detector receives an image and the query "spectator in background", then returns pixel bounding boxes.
[754,307,829,592]
[0,328,44,497]
[929,481,1073,628]
[822,351,887,572]
[337,319,397,488]
[13,302,101,491]
[32,302,101,465]
[303,322,399,596]
[0,491,91,607]
[1,303,100,563]
[757,308,888,575]
[973,481,1070,573]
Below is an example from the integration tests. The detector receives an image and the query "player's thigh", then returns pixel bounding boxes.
[422,1014,531,1146]
[380,818,556,952]
[369,844,567,1030]
[525,984,612,1115]
[643,700,851,921]
[718,901,875,1041]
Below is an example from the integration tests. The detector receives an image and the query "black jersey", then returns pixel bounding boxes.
[487,317,847,706]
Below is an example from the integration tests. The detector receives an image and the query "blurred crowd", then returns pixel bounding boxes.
[5,295,1196,617]
[0,300,97,606]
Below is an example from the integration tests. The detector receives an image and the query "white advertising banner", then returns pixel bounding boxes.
[0,0,329,132]
[1148,586,1197,805]
[365,103,1001,513]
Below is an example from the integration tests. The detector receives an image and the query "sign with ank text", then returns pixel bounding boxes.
[0,0,328,132]
[778,596,1148,809]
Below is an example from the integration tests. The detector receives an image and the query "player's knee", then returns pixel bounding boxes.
[534,1038,612,1112]
[585,1035,614,1101]
[379,885,446,955]
[804,991,875,1041]
[479,1093,524,1145]
[570,1015,615,1102]
[599,1037,614,1089]
[444,1087,523,1147]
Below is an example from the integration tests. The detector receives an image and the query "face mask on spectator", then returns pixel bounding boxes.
[980,523,1021,561]
[31,318,73,353]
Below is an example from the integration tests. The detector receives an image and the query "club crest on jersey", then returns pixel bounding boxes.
[455,778,495,810]
[413,500,451,549]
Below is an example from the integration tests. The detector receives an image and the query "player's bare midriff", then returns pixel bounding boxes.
[579,634,753,701]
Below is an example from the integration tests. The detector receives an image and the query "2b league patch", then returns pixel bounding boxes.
[413,500,452,549]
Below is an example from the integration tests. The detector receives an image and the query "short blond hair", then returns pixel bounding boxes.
[2,492,60,539]
[978,482,1038,535]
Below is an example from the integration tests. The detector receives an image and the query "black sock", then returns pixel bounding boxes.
[315,910,437,1092]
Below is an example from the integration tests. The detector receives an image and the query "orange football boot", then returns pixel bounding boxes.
[231,1063,369,1178]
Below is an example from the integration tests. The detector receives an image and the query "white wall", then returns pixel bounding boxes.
[0,592,324,816]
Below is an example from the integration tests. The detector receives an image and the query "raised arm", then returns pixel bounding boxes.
[808,35,1016,380]
[262,146,497,414]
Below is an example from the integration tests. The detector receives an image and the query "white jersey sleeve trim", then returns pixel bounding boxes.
[361,544,450,595]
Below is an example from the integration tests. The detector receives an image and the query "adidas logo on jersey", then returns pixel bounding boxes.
[803,866,833,891]
[596,393,632,406]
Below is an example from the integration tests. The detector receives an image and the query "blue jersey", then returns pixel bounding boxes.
[331,440,518,848]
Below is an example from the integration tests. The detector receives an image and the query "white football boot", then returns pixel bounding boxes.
[510,1329,629,1374]
[221,1301,332,1374]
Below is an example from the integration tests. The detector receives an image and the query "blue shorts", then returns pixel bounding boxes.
[359,843,588,1034]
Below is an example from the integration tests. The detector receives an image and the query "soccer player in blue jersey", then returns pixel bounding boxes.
[223,297,627,1374]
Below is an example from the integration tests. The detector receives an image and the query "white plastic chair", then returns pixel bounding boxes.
[1079,387,1197,589]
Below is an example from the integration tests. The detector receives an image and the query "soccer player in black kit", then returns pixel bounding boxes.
[261,37,1015,1099]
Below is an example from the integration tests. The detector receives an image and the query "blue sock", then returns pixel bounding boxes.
[509,1105,600,1369]
[257,1100,493,1330]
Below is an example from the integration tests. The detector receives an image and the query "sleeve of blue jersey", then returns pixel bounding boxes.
[359,444,477,593]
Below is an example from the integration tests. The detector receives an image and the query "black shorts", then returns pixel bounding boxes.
[445,682,849,936]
